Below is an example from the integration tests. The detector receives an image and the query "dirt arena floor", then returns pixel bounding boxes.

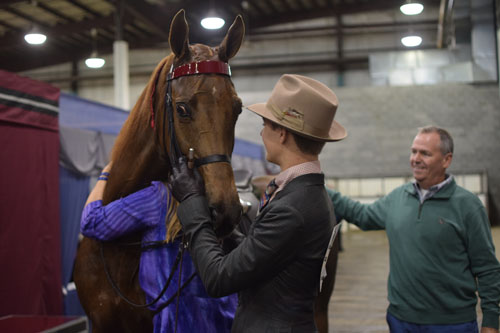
[328,227,500,332]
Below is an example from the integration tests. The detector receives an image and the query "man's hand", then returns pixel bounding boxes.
[169,157,205,202]
[481,327,499,333]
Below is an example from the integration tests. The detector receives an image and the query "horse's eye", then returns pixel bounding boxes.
[176,103,192,119]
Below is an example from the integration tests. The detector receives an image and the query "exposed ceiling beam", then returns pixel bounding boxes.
[121,0,181,39]
[250,0,441,28]
[0,31,174,73]
[2,6,49,28]
[0,15,117,51]
[0,0,28,8]
[250,19,438,35]
[66,0,101,18]
[295,0,308,11]
[37,2,74,23]
[0,20,18,30]
[263,0,280,13]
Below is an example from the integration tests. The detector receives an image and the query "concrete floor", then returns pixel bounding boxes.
[328,227,500,333]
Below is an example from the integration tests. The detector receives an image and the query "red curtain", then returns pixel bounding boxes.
[0,70,62,315]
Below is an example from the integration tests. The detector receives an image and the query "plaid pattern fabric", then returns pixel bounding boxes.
[258,178,278,212]
[274,160,321,197]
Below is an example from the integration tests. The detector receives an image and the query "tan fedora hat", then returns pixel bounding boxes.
[246,74,347,142]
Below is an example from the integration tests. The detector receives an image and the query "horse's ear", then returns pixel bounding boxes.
[218,15,245,62]
[169,9,190,60]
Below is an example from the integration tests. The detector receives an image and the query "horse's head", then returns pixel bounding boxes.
[158,10,245,238]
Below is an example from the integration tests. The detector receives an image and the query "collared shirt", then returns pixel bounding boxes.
[413,174,454,203]
[271,160,322,201]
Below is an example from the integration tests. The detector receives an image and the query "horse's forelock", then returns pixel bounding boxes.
[189,44,219,62]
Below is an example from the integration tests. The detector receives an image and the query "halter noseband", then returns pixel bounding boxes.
[160,60,232,169]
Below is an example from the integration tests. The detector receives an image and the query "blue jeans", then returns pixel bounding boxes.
[386,312,478,333]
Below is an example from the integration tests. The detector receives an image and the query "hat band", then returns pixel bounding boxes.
[269,103,304,131]
[269,103,331,139]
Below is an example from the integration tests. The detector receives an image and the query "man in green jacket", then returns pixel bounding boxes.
[328,126,500,333]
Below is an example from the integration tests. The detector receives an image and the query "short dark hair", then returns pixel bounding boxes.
[418,126,454,155]
[269,121,326,155]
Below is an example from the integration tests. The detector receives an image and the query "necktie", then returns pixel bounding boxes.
[258,178,278,212]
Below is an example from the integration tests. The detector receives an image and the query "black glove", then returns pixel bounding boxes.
[169,156,205,202]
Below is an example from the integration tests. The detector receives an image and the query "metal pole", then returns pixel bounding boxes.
[113,0,130,110]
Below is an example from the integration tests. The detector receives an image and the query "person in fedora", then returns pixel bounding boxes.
[169,74,345,332]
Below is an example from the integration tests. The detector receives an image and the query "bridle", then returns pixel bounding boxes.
[155,59,233,168]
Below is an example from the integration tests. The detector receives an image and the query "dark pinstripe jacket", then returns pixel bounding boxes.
[177,173,336,332]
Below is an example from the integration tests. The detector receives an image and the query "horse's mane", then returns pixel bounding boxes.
[103,53,181,242]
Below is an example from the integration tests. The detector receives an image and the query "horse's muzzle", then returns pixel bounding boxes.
[210,203,242,238]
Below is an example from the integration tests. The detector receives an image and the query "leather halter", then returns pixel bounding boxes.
[162,60,232,168]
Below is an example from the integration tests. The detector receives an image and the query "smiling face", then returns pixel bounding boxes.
[410,131,452,189]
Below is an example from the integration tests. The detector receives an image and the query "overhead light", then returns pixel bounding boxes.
[400,3,424,15]
[401,35,422,47]
[85,52,105,69]
[24,2,47,45]
[24,31,46,45]
[201,16,225,30]
[85,28,105,69]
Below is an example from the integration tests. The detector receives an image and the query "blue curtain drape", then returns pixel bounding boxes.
[59,165,89,315]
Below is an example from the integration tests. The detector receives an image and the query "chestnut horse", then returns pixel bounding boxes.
[73,10,245,332]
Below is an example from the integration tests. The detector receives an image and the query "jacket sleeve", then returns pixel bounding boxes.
[177,195,303,298]
[80,182,167,241]
[466,205,500,329]
[326,188,388,230]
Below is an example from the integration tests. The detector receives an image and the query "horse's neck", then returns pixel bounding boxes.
[104,138,162,204]
[103,56,174,204]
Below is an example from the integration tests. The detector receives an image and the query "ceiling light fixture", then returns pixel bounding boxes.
[201,1,225,30]
[85,52,105,69]
[401,35,422,47]
[400,2,424,15]
[24,31,47,45]
[24,1,47,45]
[85,28,105,69]
[201,16,225,30]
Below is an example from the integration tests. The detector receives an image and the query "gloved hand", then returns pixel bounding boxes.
[169,156,205,202]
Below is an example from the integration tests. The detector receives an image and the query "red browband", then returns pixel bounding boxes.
[167,60,231,81]
[151,60,231,128]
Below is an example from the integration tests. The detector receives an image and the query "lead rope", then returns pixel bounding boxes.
[99,241,181,308]
[174,235,187,333]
